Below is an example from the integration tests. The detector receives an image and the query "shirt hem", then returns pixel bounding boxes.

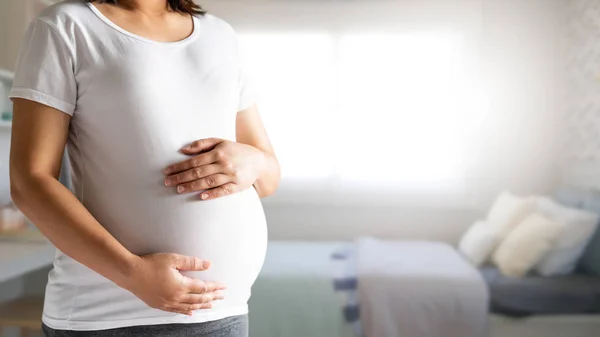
[41,305,248,331]
[9,87,75,116]
[237,100,257,113]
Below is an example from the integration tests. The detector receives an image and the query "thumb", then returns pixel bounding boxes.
[181,138,223,154]
[173,255,211,271]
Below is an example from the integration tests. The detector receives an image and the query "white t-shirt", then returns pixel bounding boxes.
[10,1,268,331]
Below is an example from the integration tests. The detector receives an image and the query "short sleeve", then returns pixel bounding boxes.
[9,19,77,115]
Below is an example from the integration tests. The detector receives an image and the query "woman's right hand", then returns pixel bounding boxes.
[120,253,226,316]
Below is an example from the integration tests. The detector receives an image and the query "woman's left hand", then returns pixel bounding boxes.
[163,138,266,200]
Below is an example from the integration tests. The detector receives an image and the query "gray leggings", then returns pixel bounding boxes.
[42,315,248,337]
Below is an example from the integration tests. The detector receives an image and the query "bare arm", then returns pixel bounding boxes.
[236,105,280,198]
[10,99,224,316]
[10,99,138,282]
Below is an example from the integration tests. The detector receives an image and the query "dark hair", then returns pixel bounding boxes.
[87,0,205,15]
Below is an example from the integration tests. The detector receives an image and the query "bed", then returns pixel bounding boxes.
[481,266,600,317]
[248,240,600,337]
[248,241,355,337]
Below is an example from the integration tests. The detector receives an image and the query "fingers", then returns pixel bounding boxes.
[182,292,225,304]
[164,164,222,187]
[167,289,224,315]
[175,174,231,194]
[165,307,194,316]
[167,302,213,316]
[181,138,224,155]
[199,183,238,200]
[187,279,227,294]
[172,255,211,271]
[163,152,217,175]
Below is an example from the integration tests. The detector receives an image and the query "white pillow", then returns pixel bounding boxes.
[534,197,600,276]
[492,213,561,277]
[459,220,501,266]
[487,191,537,240]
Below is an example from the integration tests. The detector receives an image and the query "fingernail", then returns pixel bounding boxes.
[177,186,185,193]
[202,260,211,269]
[163,168,171,175]
[201,194,209,200]
[183,145,191,151]
[164,180,172,187]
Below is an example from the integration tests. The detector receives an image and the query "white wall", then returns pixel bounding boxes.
[263,202,481,244]
[561,0,600,189]
[200,0,484,31]
[465,0,567,203]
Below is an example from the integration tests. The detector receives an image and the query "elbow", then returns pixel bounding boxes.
[255,184,278,199]
[9,169,45,209]
[269,169,282,197]
[10,173,28,208]
[256,165,281,198]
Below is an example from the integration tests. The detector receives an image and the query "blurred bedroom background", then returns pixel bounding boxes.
[0,0,599,336]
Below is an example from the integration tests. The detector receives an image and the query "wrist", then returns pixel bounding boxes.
[114,252,142,287]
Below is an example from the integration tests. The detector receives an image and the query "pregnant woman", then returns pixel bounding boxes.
[9,0,280,336]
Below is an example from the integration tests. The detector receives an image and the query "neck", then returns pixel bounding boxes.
[117,0,171,14]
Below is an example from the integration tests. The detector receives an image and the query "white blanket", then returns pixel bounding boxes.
[357,238,489,337]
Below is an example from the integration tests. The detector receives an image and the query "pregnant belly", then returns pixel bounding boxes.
[85,186,268,303]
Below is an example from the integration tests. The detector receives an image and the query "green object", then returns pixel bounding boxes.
[1,112,12,121]
[248,242,353,337]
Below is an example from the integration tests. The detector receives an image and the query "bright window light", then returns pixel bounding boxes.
[238,33,337,179]
[337,33,485,188]
[238,31,486,189]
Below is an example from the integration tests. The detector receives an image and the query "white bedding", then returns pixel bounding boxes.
[357,238,489,337]
[249,241,600,337]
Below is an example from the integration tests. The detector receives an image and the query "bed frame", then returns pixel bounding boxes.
[490,314,600,337]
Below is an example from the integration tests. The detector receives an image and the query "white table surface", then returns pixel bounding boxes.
[0,241,55,283]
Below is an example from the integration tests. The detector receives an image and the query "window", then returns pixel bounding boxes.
[238,31,486,191]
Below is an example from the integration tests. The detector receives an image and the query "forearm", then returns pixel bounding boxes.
[11,173,139,286]
[253,151,280,198]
